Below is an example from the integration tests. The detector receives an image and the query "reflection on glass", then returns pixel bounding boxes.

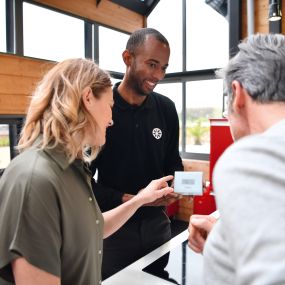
[0,124,10,169]
[147,0,182,73]
[23,3,84,61]
[0,0,6,52]
[186,80,223,154]
[155,83,183,150]
[99,27,129,73]
[186,0,228,70]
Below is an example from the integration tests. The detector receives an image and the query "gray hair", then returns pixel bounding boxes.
[217,33,285,105]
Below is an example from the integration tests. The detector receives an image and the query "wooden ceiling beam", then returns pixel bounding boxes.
[33,0,146,33]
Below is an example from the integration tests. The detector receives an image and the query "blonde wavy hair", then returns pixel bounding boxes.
[18,58,112,163]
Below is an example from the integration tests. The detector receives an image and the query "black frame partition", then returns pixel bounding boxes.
[269,0,282,33]
[228,0,242,58]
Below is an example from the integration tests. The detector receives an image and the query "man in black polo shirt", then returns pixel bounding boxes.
[91,28,183,279]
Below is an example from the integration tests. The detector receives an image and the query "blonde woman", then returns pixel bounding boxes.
[0,58,173,285]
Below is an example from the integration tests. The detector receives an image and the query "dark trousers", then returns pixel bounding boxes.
[102,211,171,280]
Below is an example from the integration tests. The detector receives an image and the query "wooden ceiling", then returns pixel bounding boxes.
[33,0,148,33]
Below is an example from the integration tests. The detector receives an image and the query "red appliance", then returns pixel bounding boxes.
[193,118,233,215]
[166,200,179,217]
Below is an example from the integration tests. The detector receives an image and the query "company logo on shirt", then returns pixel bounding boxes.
[152,128,162,139]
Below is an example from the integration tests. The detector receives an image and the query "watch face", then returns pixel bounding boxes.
[142,240,203,284]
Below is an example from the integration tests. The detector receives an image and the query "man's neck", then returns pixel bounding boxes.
[248,102,285,134]
[117,81,147,106]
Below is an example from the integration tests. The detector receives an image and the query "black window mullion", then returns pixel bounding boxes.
[6,0,15,53]
[181,82,186,154]
[269,20,282,33]
[93,24,99,63]
[84,21,93,59]
[14,0,24,55]
[228,0,242,58]
[181,0,187,153]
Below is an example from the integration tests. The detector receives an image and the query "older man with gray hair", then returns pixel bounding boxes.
[188,33,285,284]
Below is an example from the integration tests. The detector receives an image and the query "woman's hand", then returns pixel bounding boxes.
[135,175,174,205]
[102,175,174,238]
[144,192,181,206]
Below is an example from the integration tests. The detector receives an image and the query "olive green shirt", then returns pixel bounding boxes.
[0,143,104,285]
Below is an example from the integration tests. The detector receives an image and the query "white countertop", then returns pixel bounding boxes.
[102,229,204,285]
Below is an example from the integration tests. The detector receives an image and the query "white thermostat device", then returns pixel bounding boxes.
[174,171,203,195]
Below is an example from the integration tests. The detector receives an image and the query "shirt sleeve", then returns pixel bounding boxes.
[213,137,285,284]
[0,167,62,281]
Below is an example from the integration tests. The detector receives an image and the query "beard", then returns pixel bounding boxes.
[128,73,153,97]
[127,60,157,96]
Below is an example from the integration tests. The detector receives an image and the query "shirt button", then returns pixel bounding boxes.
[96,220,100,224]
[88,197,93,202]
[98,250,102,255]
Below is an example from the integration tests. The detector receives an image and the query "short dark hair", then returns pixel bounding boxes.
[126,28,169,54]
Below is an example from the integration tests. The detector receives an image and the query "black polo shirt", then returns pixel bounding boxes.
[91,82,183,219]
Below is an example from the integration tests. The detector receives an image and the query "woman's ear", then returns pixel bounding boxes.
[82,87,93,111]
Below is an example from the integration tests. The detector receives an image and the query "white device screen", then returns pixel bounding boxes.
[174,171,203,195]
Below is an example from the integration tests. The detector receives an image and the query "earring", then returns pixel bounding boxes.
[108,120,114,127]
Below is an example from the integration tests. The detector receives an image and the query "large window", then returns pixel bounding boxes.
[1,0,229,161]
[146,0,228,159]
[186,0,229,70]
[23,2,84,61]
[0,0,6,52]
[99,26,128,73]
[186,79,224,154]
[0,124,10,169]
[0,118,24,171]
[147,0,183,73]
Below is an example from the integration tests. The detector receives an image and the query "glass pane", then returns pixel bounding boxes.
[0,124,10,169]
[154,83,183,150]
[23,2,84,61]
[147,0,183,73]
[0,0,6,52]
[186,0,229,70]
[186,79,223,154]
[110,77,121,86]
[99,27,129,73]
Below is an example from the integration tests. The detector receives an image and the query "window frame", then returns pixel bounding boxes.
[3,0,242,162]
[0,115,24,171]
